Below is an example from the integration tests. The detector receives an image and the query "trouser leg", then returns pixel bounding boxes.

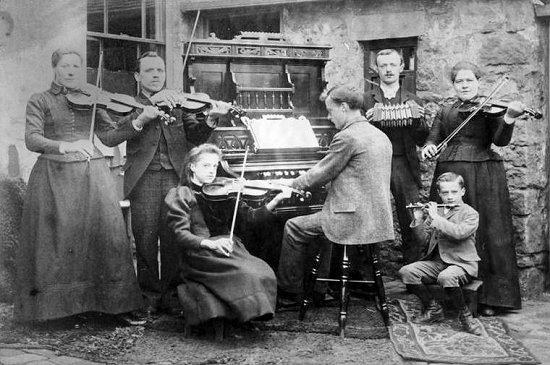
[130,171,163,309]
[277,213,325,294]
[390,157,421,264]
[130,169,179,310]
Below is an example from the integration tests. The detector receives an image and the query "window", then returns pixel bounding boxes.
[363,37,418,94]
[86,0,165,95]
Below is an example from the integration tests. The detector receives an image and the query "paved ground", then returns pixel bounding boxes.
[1,280,549,365]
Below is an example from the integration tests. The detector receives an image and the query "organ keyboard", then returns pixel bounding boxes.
[213,114,331,217]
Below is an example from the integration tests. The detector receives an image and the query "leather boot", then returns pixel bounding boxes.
[406,284,434,309]
[412,299,444,324]
[458,306,483,336]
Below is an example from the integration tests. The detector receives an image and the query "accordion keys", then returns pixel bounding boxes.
[371,100,421,128]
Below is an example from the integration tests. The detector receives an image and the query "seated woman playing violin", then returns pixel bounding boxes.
[421,61,528,316]
[164,143,292,335]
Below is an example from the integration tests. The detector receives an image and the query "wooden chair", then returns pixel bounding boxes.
[299,243,389,338]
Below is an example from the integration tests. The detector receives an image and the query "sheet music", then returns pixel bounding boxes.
[248,115,320,150]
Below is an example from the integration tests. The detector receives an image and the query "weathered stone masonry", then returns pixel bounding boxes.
[275,0,548,297]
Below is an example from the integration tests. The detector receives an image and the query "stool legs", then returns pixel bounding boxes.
[339,245,351,338]
[368,244,389,326]
[300,243,389,337]
[299,251,322,320]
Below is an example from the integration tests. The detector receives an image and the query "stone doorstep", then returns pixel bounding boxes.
[0,347,105,365]
[0,353,47,364]
[50,356,105,365]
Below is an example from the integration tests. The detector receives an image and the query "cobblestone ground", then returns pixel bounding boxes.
[1,280,549,365]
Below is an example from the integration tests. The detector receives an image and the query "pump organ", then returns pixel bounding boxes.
[183,32,334,217]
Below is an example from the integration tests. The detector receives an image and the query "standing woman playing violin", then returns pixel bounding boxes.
[164,143,291,331]
[14,48,162,322]
[422,61,525,315]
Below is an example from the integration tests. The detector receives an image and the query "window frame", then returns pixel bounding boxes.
[86,0,166,93]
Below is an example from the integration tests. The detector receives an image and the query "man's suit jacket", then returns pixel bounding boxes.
[363,86,429,187]
[413,203,480,277]
[120,92,214,198]
[292,117,394,245]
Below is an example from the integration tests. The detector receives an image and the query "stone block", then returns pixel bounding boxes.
[519,267,546,299]
[0,176,26,303]
[517,252,547,269]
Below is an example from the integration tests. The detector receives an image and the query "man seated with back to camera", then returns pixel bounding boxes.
[399,172,483,336]
[276,85,394,306]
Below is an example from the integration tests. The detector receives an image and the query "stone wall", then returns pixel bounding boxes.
[279,0,548,298]
[0,0,87,181]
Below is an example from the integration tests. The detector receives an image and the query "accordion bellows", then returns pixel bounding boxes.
[371,100,422,128]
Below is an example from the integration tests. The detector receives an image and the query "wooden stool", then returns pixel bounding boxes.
[426,279,483,317]
[299,243,389,338]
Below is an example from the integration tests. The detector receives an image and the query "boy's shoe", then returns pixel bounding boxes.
[459,307,484,336]
[412,300,444,324]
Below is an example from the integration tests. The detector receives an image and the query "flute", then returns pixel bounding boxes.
[405,203,461,209]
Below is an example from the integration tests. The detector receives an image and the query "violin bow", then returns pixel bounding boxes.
[434,76,509,156]
[228,146,249,243]
[87,50,103,149]
[182,10,201,83]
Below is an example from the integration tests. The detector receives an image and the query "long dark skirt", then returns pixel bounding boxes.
[14,157,143,322]
[429,160,521,309]
[177,238,276,326]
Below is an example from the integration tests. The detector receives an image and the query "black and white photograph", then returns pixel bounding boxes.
[0,0,549,364]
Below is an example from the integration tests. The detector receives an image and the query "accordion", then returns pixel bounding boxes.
[371,100,422,128]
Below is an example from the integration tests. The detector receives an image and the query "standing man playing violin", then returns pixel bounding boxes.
[124,51,232,315]
[363,49,429,264]
[277,85,394,304]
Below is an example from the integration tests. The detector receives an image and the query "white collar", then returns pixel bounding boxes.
[380,83,400,99]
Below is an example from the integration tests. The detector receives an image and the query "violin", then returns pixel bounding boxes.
[456,97,542,119]
[201,177,311,202]
[66,84,173,125]
[406,202,461,210]
[155,91,247,121]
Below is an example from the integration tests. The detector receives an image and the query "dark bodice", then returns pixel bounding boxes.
[427,100,515,162]
[25,82,137,162]
[191,182,235,236]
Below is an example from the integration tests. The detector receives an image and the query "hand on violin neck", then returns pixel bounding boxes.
[265,186,293,211]
[149,89,181,108]
[208,100,233,118]
[505,100,525,120]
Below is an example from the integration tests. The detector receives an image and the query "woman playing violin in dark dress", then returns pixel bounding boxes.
[422,61,526,316]
[14,48,164,323]
[164,143,291,332]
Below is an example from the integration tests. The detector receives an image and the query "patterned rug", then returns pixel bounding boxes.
[257,297,388,339]
[389,299,540,364]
